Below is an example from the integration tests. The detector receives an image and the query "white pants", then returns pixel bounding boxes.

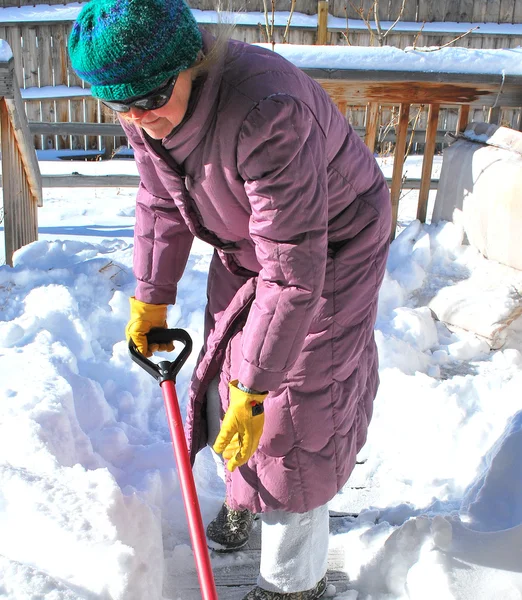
[206,377,329,593]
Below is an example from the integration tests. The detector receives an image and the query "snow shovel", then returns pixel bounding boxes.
[129,328,218,600]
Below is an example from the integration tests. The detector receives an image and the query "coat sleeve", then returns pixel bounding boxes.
[236,94,329,391]
[120,118,194,305]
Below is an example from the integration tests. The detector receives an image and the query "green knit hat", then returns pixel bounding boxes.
[69,0,202,101]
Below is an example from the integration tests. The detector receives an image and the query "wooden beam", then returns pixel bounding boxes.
[305,70,522,108]
[29,121,456,145]
[0,174,439,191]
[457,104,470,133]
[417,103,440,223]
[0,98,38,266]
[1,99,15,265]
[39,174,141,187]
[317,0,329,45]
[5,72,43,207]
[488,106,502,124]
[29,121,125,136]
[0,58,14,98]
[364,102,380,153]
[390,103,411,239]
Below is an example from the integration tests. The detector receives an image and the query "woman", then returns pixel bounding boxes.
[69,1,391,598]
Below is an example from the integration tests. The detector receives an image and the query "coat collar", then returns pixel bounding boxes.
[160,29,225,160]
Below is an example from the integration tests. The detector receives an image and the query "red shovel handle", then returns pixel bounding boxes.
[129,330,218,600]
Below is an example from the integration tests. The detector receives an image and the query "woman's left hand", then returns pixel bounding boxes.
[213,381,267,471]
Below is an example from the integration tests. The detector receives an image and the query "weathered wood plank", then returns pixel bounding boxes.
[1,99,17,264]
[473,0,488,21]
[488,105,501,123]
[513,0,522,21]
[85,96,99,150]
[401,0,418,22]
[317,0,329,45]
[21,25,41,149]
[29,121,125,136]
[306,66,522,106]
[5,72,42,206]
[417,103,440,222]
[444,0,462,21]
[6,26,22,94]
[500,0,516,22]
[50,24,71,150]
[38,24,55,150]
[390,103,410,238]
[365,102,380,153]
[458,0,476,21]
[485,0,502,22]
[0,173,438,191]
[0,97,39,266]
[457,104,470,132]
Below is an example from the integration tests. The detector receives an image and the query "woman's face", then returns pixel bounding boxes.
[122,69,193,139]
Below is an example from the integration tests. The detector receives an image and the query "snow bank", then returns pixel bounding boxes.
[1,178,522,598]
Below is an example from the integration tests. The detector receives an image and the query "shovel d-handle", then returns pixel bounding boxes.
[128,329,218,600]
[128,328,192,383]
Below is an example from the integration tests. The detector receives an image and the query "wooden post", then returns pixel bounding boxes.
[417,103,440,223]
[457,104,470,133]
[488,106,501,124]
[317,1,329,45]
[390,103,411,240]
[365,102,380,154]
[0,59,42,265]
[1,99,17,266]
[38,23,55,150]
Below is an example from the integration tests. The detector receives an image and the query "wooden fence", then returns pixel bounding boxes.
[5,0,522,24]
[25,64,522,244]
[4,13,522,157]
[3,0,522,155]
[0,52,42,266]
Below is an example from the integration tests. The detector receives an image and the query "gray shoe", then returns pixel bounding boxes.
[206,502,255,552]
[242,576,328,599]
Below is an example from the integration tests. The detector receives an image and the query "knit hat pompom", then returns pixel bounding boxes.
[69,0,202,100]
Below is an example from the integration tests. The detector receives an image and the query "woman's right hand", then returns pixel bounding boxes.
[125,296,174,357]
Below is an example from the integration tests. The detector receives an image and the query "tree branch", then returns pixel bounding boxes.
[383,0,408,38]
[282,0,296,43]
[373,0,384,43]
[411,26,480,52]
[412,21,426,49]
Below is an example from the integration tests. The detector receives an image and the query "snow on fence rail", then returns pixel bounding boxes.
[0,46,42,266]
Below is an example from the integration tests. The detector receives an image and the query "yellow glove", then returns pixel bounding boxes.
[125,296,174,357]
[213,380,267,472]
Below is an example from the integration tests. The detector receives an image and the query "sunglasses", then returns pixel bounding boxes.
[101,75,178,113]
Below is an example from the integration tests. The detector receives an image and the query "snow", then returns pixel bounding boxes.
[262,44,522,76]
[21,86,90,100]
[0,39,12,62]
[1,152,522,599]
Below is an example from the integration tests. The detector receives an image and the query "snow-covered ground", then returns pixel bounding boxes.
[1,154,522,600]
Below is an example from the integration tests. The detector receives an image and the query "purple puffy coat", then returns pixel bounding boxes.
[122,32,391,514]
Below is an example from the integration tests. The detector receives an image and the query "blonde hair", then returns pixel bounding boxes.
[191,3,238,78]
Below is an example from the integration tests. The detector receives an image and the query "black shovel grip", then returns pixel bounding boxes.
[129,328,193,383]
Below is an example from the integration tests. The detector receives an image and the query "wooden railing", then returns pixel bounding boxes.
[4,2,522,156]
[2,28,522,247]
[22,64,522,240]
[0,49,42,266]
[302,65,522,237]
